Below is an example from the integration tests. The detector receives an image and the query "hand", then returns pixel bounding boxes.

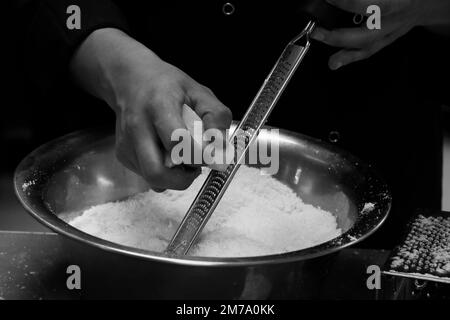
[70,29,232,191]
[311,0,426,70]
[112,56,232,191]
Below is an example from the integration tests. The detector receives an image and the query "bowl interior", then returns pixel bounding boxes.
[14,125,391,265]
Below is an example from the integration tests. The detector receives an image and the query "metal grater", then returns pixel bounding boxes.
[165,21,316,255]
[384,212,450,284]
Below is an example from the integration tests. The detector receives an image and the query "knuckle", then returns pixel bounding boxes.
[201,85,214,96]
[153,88,184,110]
[156,72,184,92]
[205,104,232,127]
[157,74,175,88]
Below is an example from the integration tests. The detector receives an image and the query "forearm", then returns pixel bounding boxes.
[69,28,161,110]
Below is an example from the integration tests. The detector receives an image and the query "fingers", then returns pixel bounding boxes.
[150,91,188,153]
[114,59,234,189]
[311,0,409,70]
[325,0,375,15]
[328,49,371,70]
[328,29,403,69]
[128,116,200,190]
[325,0,399,16]
[115,120,140,174]
[311,26,385,49]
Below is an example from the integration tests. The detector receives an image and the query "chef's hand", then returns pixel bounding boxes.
[70,28,232,191]
[311,0,450,70]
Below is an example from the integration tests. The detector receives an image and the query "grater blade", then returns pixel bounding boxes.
[166,21,316,255]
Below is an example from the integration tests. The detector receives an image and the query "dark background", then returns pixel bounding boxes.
[2,1,450,170]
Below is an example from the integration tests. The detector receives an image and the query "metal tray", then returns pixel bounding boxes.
[383,210,450,284]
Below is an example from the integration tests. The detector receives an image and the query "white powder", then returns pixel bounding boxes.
[67,166,341,257]
[22,179,36,192]
[361,202,375,214]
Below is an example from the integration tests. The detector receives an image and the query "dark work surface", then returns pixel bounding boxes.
[0,232,80,300]
[0,174,49,232]
[0,231,392,300]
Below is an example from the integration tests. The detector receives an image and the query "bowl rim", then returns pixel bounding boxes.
[14,126,391,267]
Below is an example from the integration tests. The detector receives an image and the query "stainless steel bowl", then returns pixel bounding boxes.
[14,125,391,299]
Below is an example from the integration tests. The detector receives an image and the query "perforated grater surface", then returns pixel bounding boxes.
[384,212,450,284]
[165,21,316,255]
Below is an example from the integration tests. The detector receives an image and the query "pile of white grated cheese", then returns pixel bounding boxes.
[66,166,341,257]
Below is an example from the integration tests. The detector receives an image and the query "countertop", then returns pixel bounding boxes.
[0,231,393,300]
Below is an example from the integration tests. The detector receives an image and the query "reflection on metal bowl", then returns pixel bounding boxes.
[14,123,391,299]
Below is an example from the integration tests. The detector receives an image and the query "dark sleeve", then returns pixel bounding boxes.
[15,0,130,96]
